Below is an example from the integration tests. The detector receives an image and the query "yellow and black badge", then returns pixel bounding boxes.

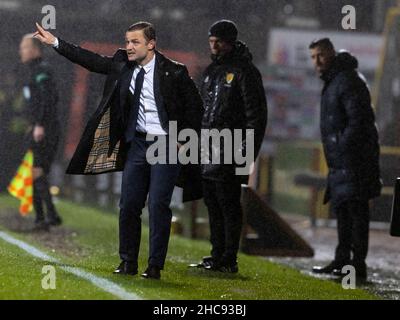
[226,73,235,84]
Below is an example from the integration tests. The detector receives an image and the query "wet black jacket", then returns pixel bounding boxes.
[23,57,59,134]
[320,51,382,206]
[200,41,268,182]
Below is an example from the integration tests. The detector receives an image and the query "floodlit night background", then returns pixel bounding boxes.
[1,0,400,300]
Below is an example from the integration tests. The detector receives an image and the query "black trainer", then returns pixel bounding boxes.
[214,263,239,273]
[188,256,214,269]
[205,260,239,273]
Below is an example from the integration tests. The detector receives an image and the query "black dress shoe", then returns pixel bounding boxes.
[312,261,348,274]
[141,265,161,280]
[188,256,214,269]
[113,261,138,276]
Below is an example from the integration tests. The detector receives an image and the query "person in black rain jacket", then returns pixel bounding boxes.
[19,34,62,229]
[309,38,382,281]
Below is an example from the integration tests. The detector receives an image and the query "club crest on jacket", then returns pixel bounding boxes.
[226,73,234,84]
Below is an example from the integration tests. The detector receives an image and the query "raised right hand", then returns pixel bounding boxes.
[33,22,56,45]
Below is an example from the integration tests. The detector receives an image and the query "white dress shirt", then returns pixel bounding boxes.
[130,54,167,135]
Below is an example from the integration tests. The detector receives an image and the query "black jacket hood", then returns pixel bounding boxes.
[212,40,253,64]
[321,50,358,82]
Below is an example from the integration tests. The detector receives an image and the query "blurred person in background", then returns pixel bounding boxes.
[309,38,382,282]
[19,34,62,230]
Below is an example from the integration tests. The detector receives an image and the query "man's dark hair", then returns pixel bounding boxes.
[127,21,156,42]
[309,38,335,51]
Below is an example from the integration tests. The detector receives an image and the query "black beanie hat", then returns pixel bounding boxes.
[208,20,238,42]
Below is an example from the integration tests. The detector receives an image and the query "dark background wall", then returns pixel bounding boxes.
[0,0,395,189]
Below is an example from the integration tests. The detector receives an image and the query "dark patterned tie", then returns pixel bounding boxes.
[126,67,145,142]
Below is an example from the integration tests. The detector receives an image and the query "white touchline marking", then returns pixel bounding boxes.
[0,231,141,300]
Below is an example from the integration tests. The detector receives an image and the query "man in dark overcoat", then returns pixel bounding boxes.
[309,38,382,281]
[34,22,203,280]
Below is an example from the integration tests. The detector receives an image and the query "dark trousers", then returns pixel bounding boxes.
[333,200,370,268]
[32,135,59,222]
[202,178,243,265]
[119,135,180,269]
[33,175,58,222]
[31,133,59,174]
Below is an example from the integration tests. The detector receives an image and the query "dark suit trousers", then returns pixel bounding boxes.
[333,200,370,268]
[119,135,180,269]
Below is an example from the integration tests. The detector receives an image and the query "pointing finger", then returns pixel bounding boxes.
[35,22,46,35]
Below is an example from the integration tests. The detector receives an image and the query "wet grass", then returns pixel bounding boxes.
[0,193,378,300]
[0,239,116,300]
